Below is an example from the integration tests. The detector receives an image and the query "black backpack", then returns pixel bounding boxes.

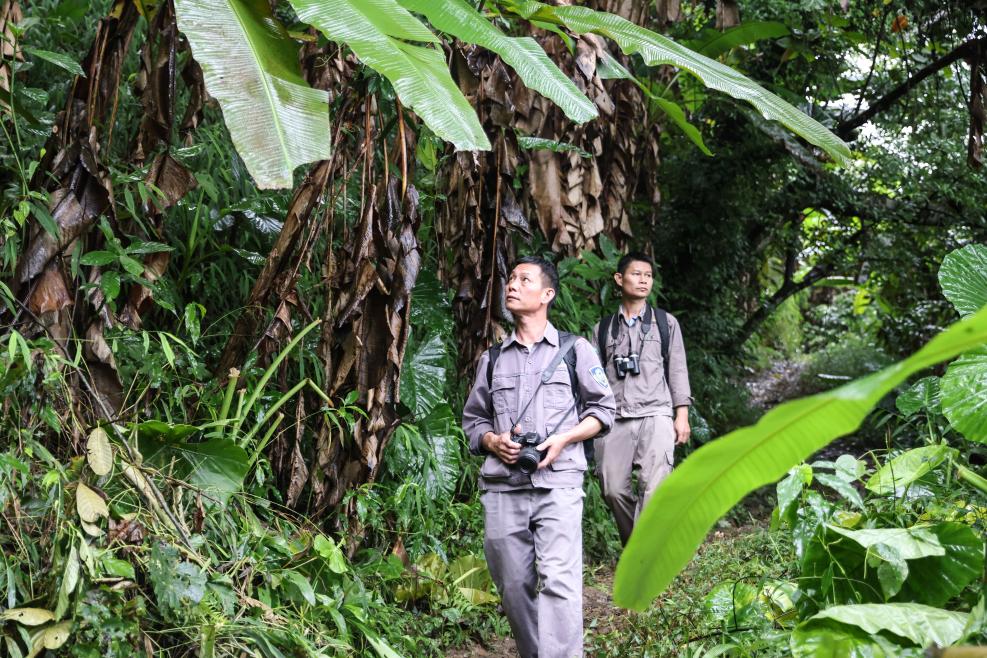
[597,305,671,384]
[486,331,594,463]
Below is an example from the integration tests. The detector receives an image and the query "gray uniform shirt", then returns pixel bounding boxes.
[462,322,616,492]
[592,308,692,419]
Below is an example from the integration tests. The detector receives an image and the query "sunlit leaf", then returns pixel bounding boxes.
[398,0,597,123]
[174,0,331,188]
[809,603,968,648]
[291,0,489,151]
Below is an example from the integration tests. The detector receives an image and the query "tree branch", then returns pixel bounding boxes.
[837,37,983,140]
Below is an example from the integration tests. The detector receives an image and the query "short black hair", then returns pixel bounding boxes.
[617,251,654,275]
[512,255,560,308]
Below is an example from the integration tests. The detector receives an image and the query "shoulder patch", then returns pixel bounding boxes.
[590,366,609,388]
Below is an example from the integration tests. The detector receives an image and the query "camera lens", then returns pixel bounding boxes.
[517,447,540,474]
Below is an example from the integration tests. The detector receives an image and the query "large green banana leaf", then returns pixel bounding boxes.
[613,305,987,610]
[291,0,490,151]
[397,0,597,124]
[174,0,331,189]
[504,1,851,164]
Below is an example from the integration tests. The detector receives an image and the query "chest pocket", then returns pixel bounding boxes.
[640,330,663,363]
[490,376,516,415]
[543,366,574,409]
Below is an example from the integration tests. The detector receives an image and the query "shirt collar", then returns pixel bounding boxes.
[620,306,646,327]
[503,321,559,349]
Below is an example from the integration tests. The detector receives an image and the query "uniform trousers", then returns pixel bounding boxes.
[481,487,584,658]
[595,414,675,544]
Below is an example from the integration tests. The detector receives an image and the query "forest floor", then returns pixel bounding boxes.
[445,363,801,657]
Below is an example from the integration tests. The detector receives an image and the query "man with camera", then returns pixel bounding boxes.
[593,252,692,546]
[462,256,616,658]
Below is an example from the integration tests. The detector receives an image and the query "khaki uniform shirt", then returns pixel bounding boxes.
[462,322,616,492]
[592,308,692,419]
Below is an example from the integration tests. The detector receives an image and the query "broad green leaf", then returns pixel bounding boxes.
[510,3,851,164]
[174,0,331,189]
[895,376,941,417]
[834,454,866,482]
[776,463,812,523]
[138,436,248,504]
[281,570,316,606]
[79,250,118,266]
[313,535,348,574]
[874,546,908,600]
[810,603,968,648]
[86,427,113,476]
[399,332,447,418]
[824,525,944,560]
[75,482,108,523]
[703,581,761,628]
[23,47,85,77]
[790,619,902,658]
[366,634,404,658]
[814,473,864,509]
[133,420,198,442]
[613,306,987,610]
[291,0,490,151]
[895,522,984,607]
[397,0,597,123]
[55,543,80,619]
[940,346,987,443]
[649,94,713,156]
[687,21,791,59]
[447,554,498,606]
[939,243,987,318]
[865,445,955,495]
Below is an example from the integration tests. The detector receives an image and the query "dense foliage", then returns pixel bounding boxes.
[0,0,984,656]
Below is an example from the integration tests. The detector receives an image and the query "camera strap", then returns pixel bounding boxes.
[508,333,579,432]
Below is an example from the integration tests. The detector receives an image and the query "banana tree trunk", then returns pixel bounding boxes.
[438,2,661,377]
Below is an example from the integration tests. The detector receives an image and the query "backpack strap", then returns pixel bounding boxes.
[485,343,502,416]
[653,306,671,385]
[597,314,614,365]
[558,331,596,464]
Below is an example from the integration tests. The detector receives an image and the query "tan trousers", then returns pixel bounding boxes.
[595,415,675,544]
[481,488,584,658]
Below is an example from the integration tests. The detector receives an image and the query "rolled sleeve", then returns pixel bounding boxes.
[573,338,616,435]
[666,314,693,408]
[462,351,495,455]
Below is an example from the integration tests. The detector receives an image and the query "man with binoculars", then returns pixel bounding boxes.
[462,256,615,658]
[592,252,693,546]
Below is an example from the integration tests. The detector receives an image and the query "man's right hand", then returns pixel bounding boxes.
[482,427,521,464]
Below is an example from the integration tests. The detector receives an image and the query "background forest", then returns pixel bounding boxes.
[0,0,985,656]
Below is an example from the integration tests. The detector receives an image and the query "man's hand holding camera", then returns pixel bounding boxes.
[482,427,522,464]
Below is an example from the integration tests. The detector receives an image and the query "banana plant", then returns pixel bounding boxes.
[173,0,332,189]
[174,0,851,189]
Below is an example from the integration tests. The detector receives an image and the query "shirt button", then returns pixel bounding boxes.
[525,416,531,423]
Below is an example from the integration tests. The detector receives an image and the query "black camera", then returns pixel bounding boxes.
[511,432,544,474]
[614,353,641,379]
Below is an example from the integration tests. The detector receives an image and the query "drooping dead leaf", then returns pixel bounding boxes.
[0,608,54,626]
[0,1,23,107]
[86,426,113,475]
[81,520,104,537]
[40,620,72,649]
[76,482,109,522]
[28,264,73,316]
